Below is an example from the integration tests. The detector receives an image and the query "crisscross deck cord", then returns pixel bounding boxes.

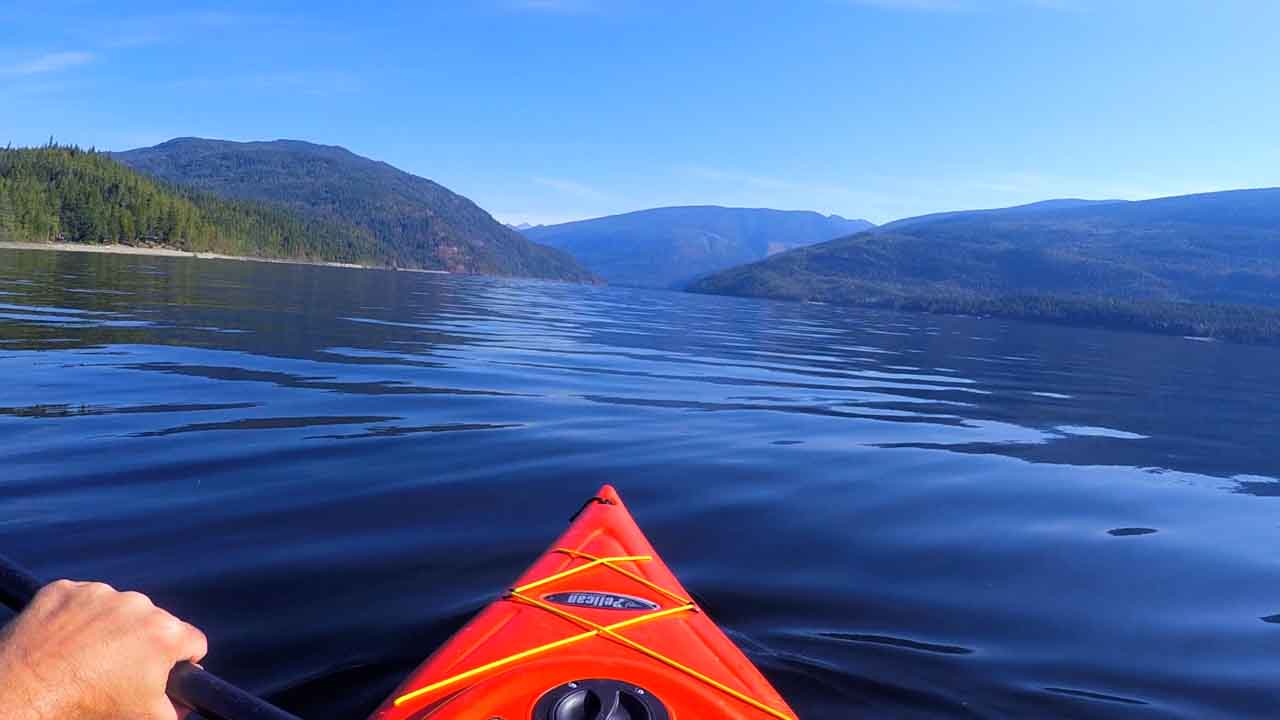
[392,548,794,719]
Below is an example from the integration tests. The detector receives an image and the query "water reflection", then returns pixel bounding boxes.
[3,247,1279,718]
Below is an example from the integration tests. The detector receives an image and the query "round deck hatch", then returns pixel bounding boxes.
[533,679,669,720]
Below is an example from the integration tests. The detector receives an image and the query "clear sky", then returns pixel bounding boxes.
[3,1,1278,225]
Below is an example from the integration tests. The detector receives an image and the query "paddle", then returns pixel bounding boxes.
[0,553,304,720]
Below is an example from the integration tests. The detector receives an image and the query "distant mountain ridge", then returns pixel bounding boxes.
[690,188,1280,343]
[114,138,595,281]
[524,205,873,288]
[880,198,1127,232]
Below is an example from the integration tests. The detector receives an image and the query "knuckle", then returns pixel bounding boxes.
[188,623,209,653]
[84,581,117,597]
[40,579,76,599]
[149,614,207,659]
[34,579,81,609]
[183,628,209,662]
[147,612,184,644]
[120,590,154,610]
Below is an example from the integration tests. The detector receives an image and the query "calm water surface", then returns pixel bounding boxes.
[1,248,1278,719]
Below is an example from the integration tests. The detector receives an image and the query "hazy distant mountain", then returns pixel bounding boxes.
[691,189,1280,343]
[506,222,538,231]
[114,138,595,281]
[880,198,1127,232]
[523,206,874,288]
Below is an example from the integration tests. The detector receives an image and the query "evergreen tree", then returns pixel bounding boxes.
[0,144,379,261]
[0,180,16,239]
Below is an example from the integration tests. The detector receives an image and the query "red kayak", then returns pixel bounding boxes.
[370,485,797,720]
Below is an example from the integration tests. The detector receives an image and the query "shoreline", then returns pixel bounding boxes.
[0,241,449,274]
[686,286,1280,346]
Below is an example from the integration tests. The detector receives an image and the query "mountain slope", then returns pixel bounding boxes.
[523,206,873,288]
[879,198,1126,232]
[114,138,595,281]
[0,145,382,261]
[690,189,1280,343]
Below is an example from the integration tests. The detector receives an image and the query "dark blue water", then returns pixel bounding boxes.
[2,248,1278,719]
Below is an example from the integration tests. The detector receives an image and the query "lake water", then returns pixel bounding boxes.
[1,247,1278,719]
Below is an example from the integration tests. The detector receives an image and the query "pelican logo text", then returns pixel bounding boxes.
[544,591,660,611]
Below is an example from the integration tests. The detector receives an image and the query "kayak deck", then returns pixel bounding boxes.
[369,485,796,720]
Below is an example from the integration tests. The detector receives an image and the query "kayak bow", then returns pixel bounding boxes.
[370,485,796,720]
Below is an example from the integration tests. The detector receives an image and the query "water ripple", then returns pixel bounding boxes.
[3,248,1280,718]
[1044,687,1150,706]
[130,415,400,437]
[815,632,975,656]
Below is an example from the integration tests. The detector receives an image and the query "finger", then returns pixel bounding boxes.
[146,611,209,665]
[178,620,209,664]
[161,617,208,664]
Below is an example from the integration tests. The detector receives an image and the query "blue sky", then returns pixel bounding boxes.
[2,1,1278,225]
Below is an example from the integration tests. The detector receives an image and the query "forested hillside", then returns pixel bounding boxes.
[0,145,381,263]
[690,189,1280,344]
[115,138,595,281]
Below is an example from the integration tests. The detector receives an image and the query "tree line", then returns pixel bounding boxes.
[690,268,1280,345]
[0,144,381,264]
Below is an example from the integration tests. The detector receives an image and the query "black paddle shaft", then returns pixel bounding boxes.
[0,553,304,720]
